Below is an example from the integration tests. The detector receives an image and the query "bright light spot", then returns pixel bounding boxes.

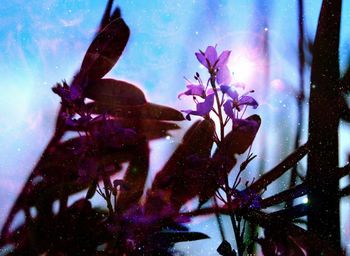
[264,27,268,31]
[303,197,308,204]
[271,79,285,92]
[166,135,171,140]
[229,56,256,84]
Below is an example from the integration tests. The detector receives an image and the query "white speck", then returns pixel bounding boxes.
[166,135,171,140]
[303,197,308,204]
[264,27,268,31]
[195,31,199,35]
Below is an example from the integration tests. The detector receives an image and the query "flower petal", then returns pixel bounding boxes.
[216,50,231,68]
[205,46,218,67]
[223,100,235,119]
[216,65,232,85]
[195,52,208,68]
[178,84,205,99]
[232,82,246,89]
[239,96,259,109]
[220,85,238,101]
[197,93,215,115]
[181,93,215,120]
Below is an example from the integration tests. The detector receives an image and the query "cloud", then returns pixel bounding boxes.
[59,17,83,27]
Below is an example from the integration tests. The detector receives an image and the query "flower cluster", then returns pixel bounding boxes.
[179,46,258,126]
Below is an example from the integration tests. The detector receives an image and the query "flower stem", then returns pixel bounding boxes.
[210,77,224,142]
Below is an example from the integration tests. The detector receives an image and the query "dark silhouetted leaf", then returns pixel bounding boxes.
[154,231,209,243]
[99,0,120,33]
[249,143,308,193]
[198,115,261,205]
[86,180,98,199]
[85,78,146,105]
[80,18,130,80]
[217,240,236,256]
[260,183,307,208]
[146,119,215,211]
[117,140,149,213]
[88,102,185,121]
[269,203,308,219]
[116,118,180,140]
[245,210,339,255]
[0,135,139,239]
[67,118,180,140]
[215,115,261,156]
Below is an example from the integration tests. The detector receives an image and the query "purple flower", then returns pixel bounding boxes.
[233,189,261,210]
[195,46,230,70]
[195,46,232,84]
[178,83,205,99]
[221,85,258,119]
[182,93,215,120]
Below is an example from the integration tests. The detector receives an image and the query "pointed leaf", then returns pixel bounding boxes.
[99,0,116,33]
[198,115,261,204]
[80,18,130,80]
[246,210,339,255]
[249,143,308,192]
[154,231,209,243]
[84,78,146,105]
[260,183,308,208]
[217,240,234,256]
[117,140,149,212]
[269,203,308,219]
[0,136,137,238]
[86,180,98,199]
[88,102,185,121]
[146,119,215,211]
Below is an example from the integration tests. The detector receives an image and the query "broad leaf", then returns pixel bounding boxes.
[147,119,215,211]
[84,78,146,105]
[89,102,185,121]
[117,140,150,213]
[80,18,130,80]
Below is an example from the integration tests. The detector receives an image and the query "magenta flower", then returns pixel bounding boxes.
[178,83,206,99]
[195,46,230,70]
[195,46,232,85]
[221,85,258,119]
[181,93,215,120]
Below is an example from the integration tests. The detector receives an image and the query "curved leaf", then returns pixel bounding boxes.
[80,18,130,80]
[147,119,215,211]
[117,140,150,213]
[88,102,185,121]
[248,143,308,193]
[0,136,138,239]
[154,231,209,243]
[84,78,146,105]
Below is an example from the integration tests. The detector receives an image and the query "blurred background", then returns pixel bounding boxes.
[1,0,350,254]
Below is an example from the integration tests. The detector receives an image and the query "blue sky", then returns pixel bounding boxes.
[1,0,350,254]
